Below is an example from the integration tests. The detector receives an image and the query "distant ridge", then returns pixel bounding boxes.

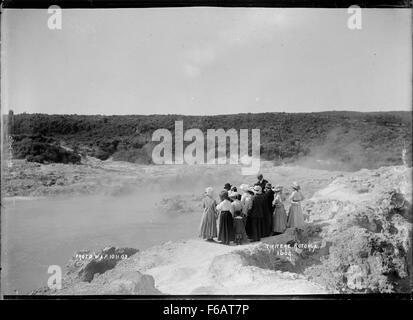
[5,111,412,170]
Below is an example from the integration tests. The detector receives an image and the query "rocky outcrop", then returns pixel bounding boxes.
[56,270,162,295]
[66,247,139,282]
[32,246,162,295]
[101,271,161,295]
[299,166,412,293]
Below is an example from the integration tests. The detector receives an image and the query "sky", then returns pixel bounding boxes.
[2,8,412,115]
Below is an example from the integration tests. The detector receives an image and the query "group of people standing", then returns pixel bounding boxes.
[199,174,305,245]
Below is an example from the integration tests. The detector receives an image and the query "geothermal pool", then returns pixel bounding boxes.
[2,162,342,295]
[2,192,201,294]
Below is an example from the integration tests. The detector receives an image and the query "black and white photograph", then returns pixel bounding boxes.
[0,2,412,301]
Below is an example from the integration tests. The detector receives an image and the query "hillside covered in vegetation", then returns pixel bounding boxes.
[6,111,412,170]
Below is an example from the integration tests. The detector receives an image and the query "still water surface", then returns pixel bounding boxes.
[2,192,200,294]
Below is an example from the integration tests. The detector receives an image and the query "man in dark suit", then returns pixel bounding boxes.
[263,183,275,237]
[246,185,266,242]
[254,174,268,192]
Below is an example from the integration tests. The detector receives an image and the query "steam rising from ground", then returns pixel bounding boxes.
[293,126,411,172]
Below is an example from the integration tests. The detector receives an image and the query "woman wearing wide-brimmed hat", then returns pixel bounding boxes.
[216,190,235,245]
[199,187,218,241]
[287,182,305,230]
[272,185,287,234]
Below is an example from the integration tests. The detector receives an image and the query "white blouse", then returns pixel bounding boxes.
[216,200,234,214]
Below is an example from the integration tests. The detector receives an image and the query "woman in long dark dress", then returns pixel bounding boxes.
[263,183,275,237]
[246,185,265,242]
[216,190,235,245]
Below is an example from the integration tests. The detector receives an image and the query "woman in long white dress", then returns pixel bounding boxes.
[199,187,217,241]
[287,182,305,230]
[272,185,287,234]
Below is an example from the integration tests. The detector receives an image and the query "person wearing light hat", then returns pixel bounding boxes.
[228,186,239,202]
[287,182,305,231]
[273,185,283,192]
[199,187,218,241]
[253,185,262,194]
[230,191,241,201]
[239,184,249,193]
[246,185,265,241]
[272,185,287,234]
[291,182,300,191]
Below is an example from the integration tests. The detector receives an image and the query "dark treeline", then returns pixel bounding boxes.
[6,111,412,170]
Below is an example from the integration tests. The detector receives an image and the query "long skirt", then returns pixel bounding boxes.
[233,212,248,243]
[262,210,273,237]
[199,210,217,239]
[287,203,305,230]
[273,204,287,233]
[218,211,235,244]
[246,216,262,242]
[217,211,221,235]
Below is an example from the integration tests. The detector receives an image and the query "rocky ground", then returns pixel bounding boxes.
[3,158,343,199]
[301,166,412,293]
[29,164,412,295]
[2,157,144,198]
